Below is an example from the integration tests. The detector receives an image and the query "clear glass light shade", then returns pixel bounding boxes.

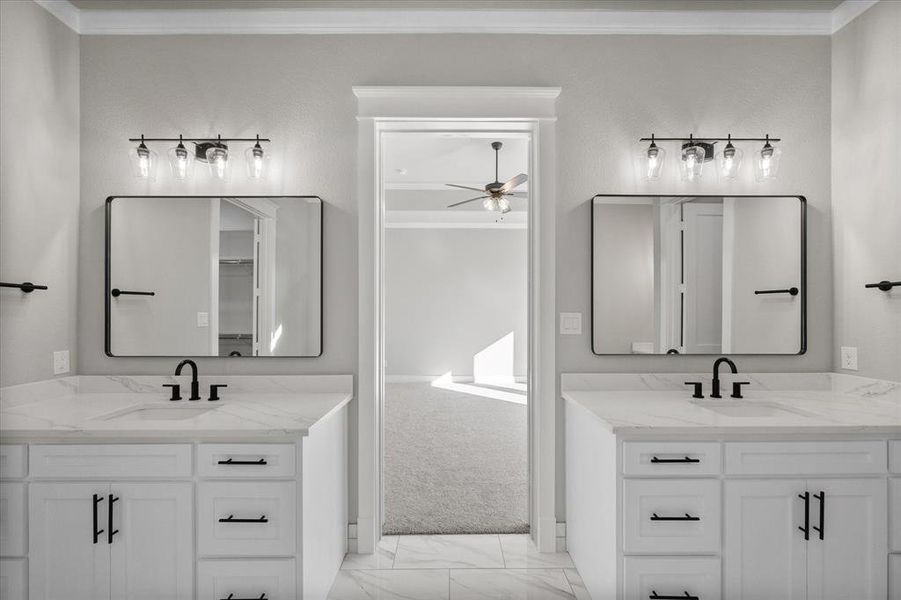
[717,144,744,180]
[483,196,511,214]
[755,144,782,181]
[680,144,706,182]
[644,144,666,180]
[245,145,268,179]
[205,145,229,180]
[167,144,194,180]
[129,144,157,180]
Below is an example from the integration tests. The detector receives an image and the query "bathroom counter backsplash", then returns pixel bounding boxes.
[561,372,901,435]
[0,375,352,439]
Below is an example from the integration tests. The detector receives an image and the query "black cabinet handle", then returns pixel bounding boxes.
[217,458,267,466]
[684,382,704,398]
[650,513,700,522]
[111,288,155,297]
[798,492,810,540]
[92,494,104,544]
[220,594,268,600]
[651,456,700,464]
[108,494,119,544]
[865,280,900,291]
[650,592,699,600]
[813,491,825,540]
[0,281,48,293]
[218,514,269,523]
[755,287,799,296]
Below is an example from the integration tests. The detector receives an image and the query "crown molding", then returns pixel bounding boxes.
[33,0,877,36]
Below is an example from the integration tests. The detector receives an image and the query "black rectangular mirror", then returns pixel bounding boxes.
[591,195,806,355]
[105,196,322,357]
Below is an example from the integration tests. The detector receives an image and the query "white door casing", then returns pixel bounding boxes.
[354,87,560,553]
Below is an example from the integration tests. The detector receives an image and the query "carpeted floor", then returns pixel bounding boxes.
[383,381,529,535]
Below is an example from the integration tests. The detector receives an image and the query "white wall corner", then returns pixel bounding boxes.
[831,0,879,33]
[33,0,80,33]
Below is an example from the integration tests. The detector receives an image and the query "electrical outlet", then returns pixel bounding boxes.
[197,312,209,327]
[560,312,582,335]
[840,346,858,371]
[53,350,70,375]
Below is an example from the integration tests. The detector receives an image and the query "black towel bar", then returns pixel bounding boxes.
[754,287,798,296]
[865,280,900,291]
[111,288,155,297]
[1,281,48,293]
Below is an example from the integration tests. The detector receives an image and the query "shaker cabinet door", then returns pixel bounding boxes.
[805,479,887,600]
[724,479,807,600]
[29,483,112,600]
[109,482,194,600]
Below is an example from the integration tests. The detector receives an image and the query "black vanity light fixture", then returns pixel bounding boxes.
[128,134,270,181]
[640,133,781,182]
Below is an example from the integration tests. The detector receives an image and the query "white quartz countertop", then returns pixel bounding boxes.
[0,375,353,440]
[561,372,901,436]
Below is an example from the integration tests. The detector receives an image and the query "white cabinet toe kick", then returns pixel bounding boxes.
[0,403,348,600]
[566,401,898,600]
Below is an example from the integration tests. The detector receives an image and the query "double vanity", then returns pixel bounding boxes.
[0,373,351,600]
[564,370,901,600]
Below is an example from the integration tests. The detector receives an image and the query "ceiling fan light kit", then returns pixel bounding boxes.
[445,141,528,214]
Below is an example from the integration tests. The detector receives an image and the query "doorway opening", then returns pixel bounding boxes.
[381,132,529,535]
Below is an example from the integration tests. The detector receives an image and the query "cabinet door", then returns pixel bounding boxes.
[806,479,887,600]
[724,479,807,600]
[109,482,193,600]
[29,482,111,600]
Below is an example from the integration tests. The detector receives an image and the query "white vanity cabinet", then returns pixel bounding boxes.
[565,399,897,600]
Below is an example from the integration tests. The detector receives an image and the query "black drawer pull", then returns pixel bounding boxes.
[217,458,268,466]
[650,512,700,522]
[218,514,269,523]
[650,592,699,600]
[221,594,267,600]
[108,494,120,544]
[92,493,104,544]
[651,456,700,464]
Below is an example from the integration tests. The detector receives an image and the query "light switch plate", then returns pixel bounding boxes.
[560,312,582,335]
[197,312,209,327]
[840,346,858,371]
[53,350,70,375]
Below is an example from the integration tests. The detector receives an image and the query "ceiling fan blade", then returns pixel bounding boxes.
[504,192,528,197]
[446,183,486,193]
[447,196,488,208]
[499,173,528,193]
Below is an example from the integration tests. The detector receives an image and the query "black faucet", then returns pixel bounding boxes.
[711,357,738,399]
[174,359,201,401]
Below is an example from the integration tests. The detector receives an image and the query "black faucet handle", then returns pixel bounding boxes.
[684,382,704,399]
[208,384,228,402]
[162,384,181,401]
[731,381,751,399]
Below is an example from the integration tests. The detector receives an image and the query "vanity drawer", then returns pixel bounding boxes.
[197,559,295,600]
[30,444,192,478]
[624,557,721,600]
[0,446,26,479]
[198,481,296,556]
[891,479,901,551]
[724,441,886,475]
[197,444,296,478]
[890,441,901,473]
[622,442,721,476]
[623,479,721,554]
[0,483,26,556]
[0,558,27,600]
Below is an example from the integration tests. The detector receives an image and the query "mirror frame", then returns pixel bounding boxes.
[589,194,807,356]
[104,195,324,358]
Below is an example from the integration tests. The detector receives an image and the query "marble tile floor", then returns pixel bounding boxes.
[329,534,589,599]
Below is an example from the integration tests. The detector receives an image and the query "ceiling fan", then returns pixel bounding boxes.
[445,141,527,214]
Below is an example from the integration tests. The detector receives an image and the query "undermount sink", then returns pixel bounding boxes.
[690,399,809,418]
[101,405,215,421]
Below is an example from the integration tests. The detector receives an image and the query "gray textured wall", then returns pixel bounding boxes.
[0,1,80,386]
[832,0,901,382]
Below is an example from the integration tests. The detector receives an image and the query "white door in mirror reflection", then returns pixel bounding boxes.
[108,196,322,357]
[591,195,803,355]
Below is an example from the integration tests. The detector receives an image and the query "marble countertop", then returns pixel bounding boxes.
[0,375,353,440]
[561,372,901,436]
